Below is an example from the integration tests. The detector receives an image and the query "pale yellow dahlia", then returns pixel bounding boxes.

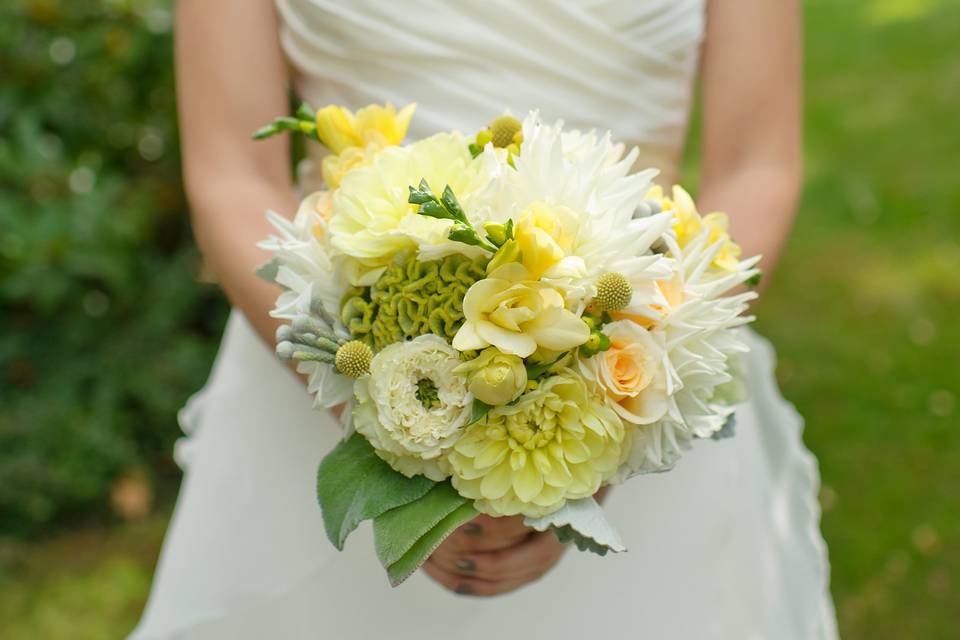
[448,369,625,517]
[330,132,489,274]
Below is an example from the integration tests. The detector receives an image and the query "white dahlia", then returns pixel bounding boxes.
[353,335,472,480]
[473,111,674,307]
[612,221,760,479]
[258,194,352,408]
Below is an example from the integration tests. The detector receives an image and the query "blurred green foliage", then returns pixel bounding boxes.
[0,0,228,533]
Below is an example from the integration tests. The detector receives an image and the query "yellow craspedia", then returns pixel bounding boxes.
[335,340,373,378]
[489,115,522,148]
[448,369,624,518]
[594,272,633,312]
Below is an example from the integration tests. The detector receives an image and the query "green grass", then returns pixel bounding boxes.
[2,1,958,638]
[758,2,960,637]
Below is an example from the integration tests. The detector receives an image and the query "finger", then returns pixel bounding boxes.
[443,515,531,553]
[422,560,549,597]
[430,530,567,582]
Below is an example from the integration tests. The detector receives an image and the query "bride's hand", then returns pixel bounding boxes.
[423,514,567,596]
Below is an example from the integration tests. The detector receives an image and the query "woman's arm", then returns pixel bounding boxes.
[698,0,803,284]
[176,0,299,345]
[176,1,556,594]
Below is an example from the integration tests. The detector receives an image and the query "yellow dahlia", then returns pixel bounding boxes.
[448,369,624,517]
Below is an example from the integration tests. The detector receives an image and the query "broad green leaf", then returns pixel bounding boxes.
[386,502,477,587]
[316,433,434,550]
[373,482,476,585]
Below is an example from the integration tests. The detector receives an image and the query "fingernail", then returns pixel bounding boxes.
[455,558,476,574]
[455,584,474,595]
[462,523,483,536]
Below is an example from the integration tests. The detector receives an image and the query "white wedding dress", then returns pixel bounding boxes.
[132,1,838,638]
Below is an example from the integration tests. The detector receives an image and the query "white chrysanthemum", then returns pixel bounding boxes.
[473,111,674,307]
[353,335,472,480]
[612,225,760,479]
[258,194,353,408]
[329,132,491,279]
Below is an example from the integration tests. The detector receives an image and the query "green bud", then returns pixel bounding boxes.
[476,128,493,147]
[486,239,522,275]
[483,222,509,247]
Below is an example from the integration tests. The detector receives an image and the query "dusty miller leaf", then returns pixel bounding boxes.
[316,432,434,550]
[373,482,477,586]
[524,497,626,556]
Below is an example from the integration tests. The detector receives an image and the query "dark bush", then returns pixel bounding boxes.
[0,0,228,534]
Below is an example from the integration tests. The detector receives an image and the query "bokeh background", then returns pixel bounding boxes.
[1,0,957,637]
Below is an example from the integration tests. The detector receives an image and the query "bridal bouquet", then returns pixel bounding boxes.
[254,103,760,585]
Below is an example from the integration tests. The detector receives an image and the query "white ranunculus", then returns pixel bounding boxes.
[353,335,472,480]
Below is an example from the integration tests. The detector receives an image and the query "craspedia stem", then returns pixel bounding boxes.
[335,340,374,378]
[594,272,633,312]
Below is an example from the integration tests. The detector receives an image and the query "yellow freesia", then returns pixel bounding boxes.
[514,202,578,279]
[315,105,360,154]
[701,212,742,271]
[452,262,590,358]
[314,102,417,188]
[353,103,416,147]
[646,185,742,272]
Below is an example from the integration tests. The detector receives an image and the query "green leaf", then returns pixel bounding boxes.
[448,227,481,245]
[295,102,316,121]
[251,116,301,140]
[525,352,567,380]
[316,433,435,550]
[419,201,452,220]
[373,482,476,586]
[407,183,435,205]
[440,185,467,222]
[745,271,763,288]
[386,502,477,587]
[468,399,492,425]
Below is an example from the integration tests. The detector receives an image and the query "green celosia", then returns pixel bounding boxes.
[341,252,488,350]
